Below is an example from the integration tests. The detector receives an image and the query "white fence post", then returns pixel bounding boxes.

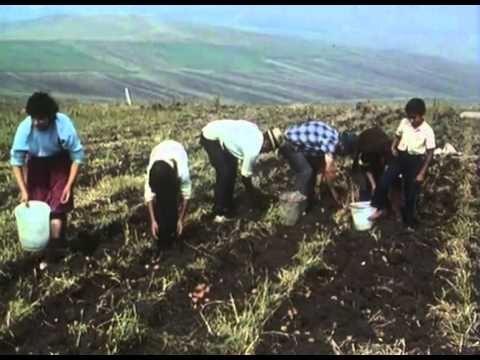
[125,88,132,106]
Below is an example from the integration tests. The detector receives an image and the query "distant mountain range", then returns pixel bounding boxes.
[0,14,479,103]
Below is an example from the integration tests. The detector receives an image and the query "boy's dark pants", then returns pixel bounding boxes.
[279,143,323,207]
[371,151,423,227]
[200,134,238,216]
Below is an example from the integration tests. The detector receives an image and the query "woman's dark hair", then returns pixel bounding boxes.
[405,98,426,117]
[149,160,180,249]
[338,132,358,157]
[25,92,59,122]
[352,127,391,178]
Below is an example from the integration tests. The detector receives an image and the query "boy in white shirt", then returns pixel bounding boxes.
[369,98,436,231]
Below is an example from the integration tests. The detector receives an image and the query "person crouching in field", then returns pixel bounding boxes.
[145,140,191,255]
[199,119,278,223]
[269,119,357,211]
[369,98,436,232]
[10,92,85,265]
[351,127,402,219]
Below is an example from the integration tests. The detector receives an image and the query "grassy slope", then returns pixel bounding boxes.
[0,41,127,73]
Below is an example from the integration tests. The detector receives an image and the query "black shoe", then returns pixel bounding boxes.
[305,196,318,213]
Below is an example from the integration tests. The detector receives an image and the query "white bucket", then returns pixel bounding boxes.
[279,191,308,226]
[350,201,375,231]
[14,201,51,252]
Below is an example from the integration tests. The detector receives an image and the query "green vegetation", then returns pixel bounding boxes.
[0,41,127,73]
[0,100,479,354]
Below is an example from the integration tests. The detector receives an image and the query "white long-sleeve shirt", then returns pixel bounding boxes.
[144,140,192,203]
[201,119,264,177]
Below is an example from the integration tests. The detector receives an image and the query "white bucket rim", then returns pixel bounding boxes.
[14,200,51,215]
[350,201,372,209]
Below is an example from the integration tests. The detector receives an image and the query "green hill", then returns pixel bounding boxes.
[0,15,478,103]
[0,41,126,73]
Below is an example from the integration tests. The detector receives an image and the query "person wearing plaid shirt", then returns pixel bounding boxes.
[278,119,357,210]
[285,121,340,156]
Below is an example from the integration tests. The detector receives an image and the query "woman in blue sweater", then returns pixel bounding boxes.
[10,92,85,254]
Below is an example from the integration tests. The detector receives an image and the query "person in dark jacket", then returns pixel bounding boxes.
[351,126,402,218]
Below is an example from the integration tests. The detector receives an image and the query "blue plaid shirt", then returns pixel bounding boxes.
[285,120,339,156]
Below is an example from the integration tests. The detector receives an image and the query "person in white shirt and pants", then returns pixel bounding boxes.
[199,120,280,222]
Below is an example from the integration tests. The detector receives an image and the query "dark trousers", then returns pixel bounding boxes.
[371,151,423,227]
[200,134,238,215]
[279,144,323,205]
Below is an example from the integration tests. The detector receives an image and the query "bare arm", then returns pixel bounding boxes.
[66,162,80,189]
[147,200,156,225]
[416,149,434,182]
[391,137,400,156]
[322,158,341,206]
[12,166,29,203]
[60,162,80,204]
[366,171,376,193]
[178,198,188,225]
[147,199,159,239]
[176,197,189,237]
[324,155,338,183]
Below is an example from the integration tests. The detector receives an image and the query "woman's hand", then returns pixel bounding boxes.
[20,189,29,205]
[322,154,337,182]
[177,220,184,237]
[366,171,376,195]
[415,172,425,183]
[324,169,337,183]
[60,185,71,204]
[151,221,159,239]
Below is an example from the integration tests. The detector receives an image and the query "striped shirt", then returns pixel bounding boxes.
[285,120,339,156]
